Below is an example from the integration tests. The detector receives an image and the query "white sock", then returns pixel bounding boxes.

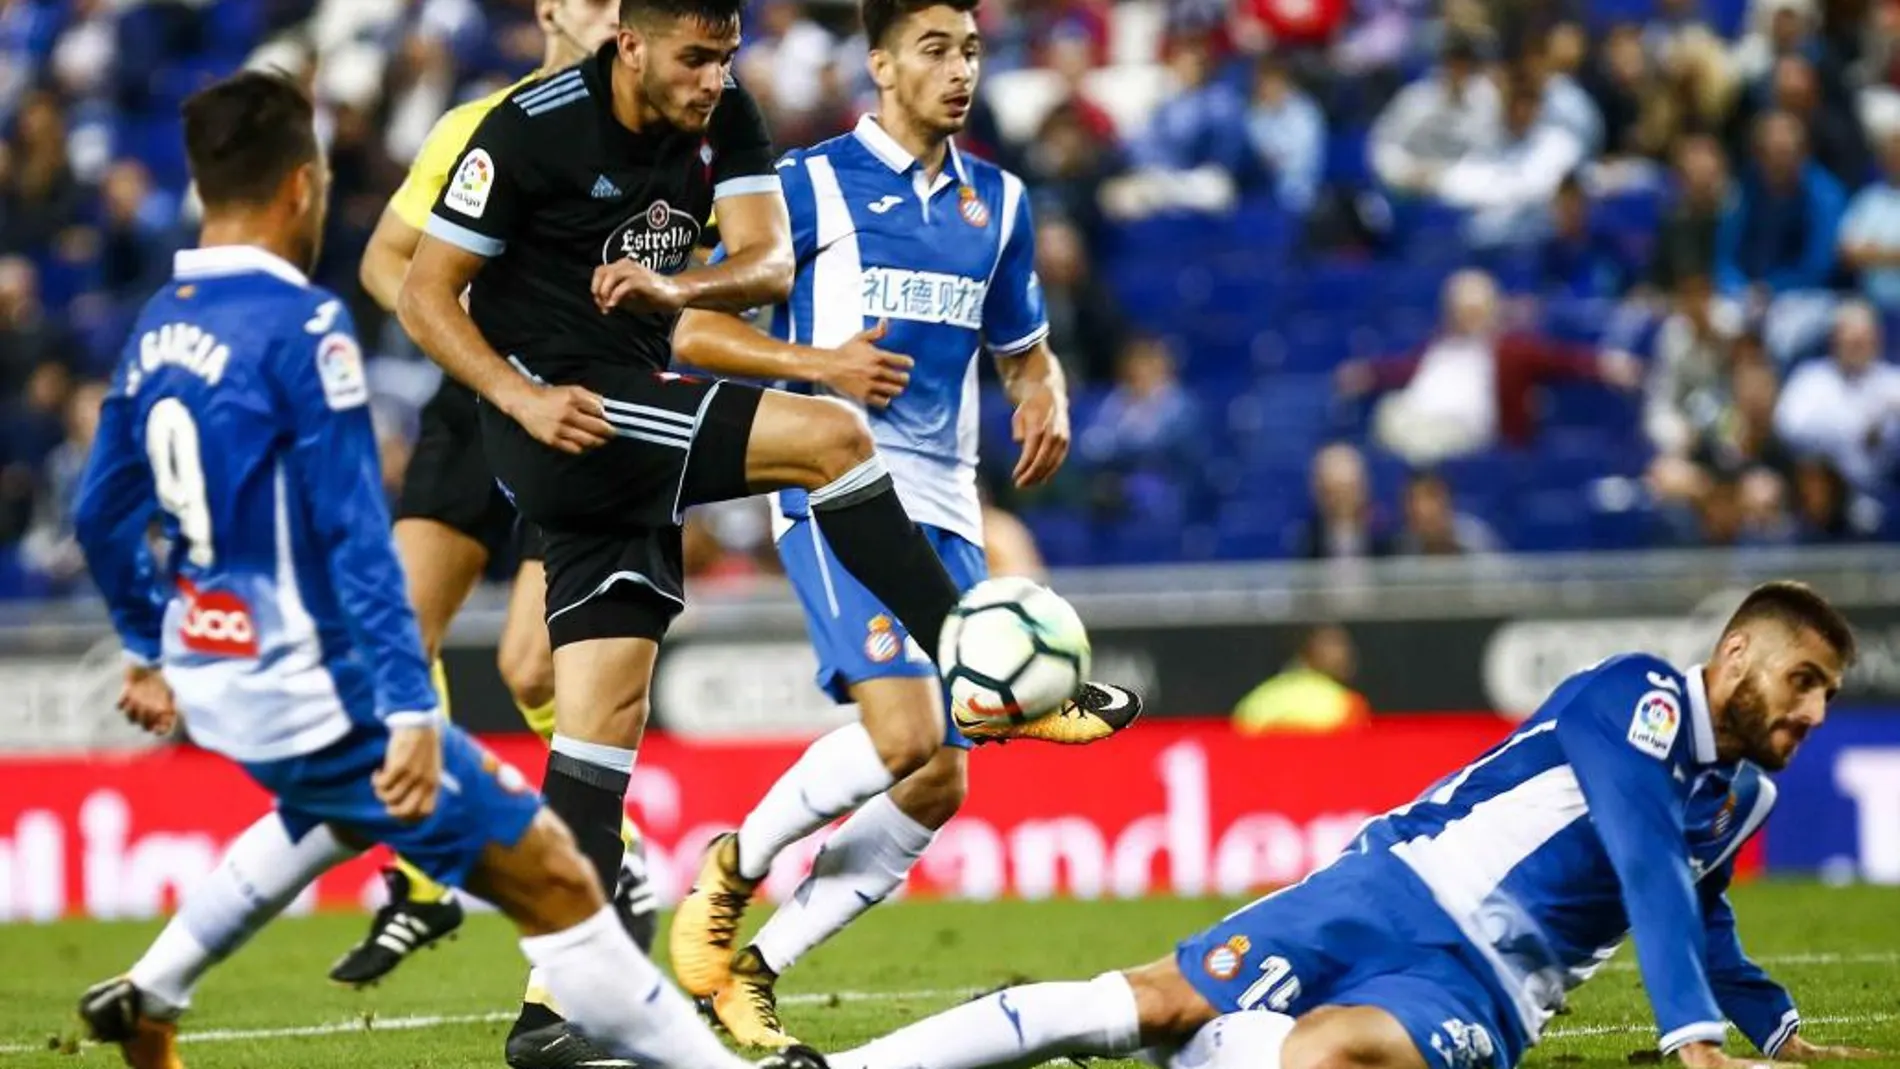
[832,972,1142,1069]
[130,813,354,1015]
[752,792,934,973]
[736,722,896,880]
[520,907,748,1069]
[1159,1011,1296,1069]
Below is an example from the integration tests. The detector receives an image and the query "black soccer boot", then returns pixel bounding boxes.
[756,1045,831,1069]
[76,977,183,1069]
[326,866,464,987]
[504,1021,640,1069]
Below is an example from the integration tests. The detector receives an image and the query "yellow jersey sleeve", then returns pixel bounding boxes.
[386,77,534,231]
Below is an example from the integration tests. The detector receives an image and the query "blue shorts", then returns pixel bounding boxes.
[777,518,988,750]
[1176,851,1526,1069]
[243,722,541,887]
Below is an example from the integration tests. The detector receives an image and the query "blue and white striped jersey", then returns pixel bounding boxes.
[1358,654,1797,1055]
[74,246,438,764]
[751,115,1048,545]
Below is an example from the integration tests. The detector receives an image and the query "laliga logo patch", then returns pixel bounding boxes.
[958,185,989,228]
[1627,689,1682,759]
[1201,935,1251,981]
[604,198,702,275]
[445,148,495,219]
[864,614,902,664]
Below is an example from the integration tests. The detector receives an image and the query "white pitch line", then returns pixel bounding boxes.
[7,958,1897,1058]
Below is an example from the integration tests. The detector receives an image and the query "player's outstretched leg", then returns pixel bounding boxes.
[327,517,486,986]
[78,814,358,1068]
[673,674,943,1001]
[719,749,963,1048]
[742,393,963,661]
[471,808,830,1069]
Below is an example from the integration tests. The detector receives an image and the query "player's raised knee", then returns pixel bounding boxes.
[804,397,877,486]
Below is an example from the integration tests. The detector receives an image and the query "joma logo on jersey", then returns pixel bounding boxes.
[176,581,257,658]
[861,267,986,330]
[603,199,701,275]
[138,323,231,387]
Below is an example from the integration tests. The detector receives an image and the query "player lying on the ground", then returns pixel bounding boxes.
[66,69,821,1069]
[666,0,1140,1047]
[826,582,1883,1069]
[331,5,663,1025]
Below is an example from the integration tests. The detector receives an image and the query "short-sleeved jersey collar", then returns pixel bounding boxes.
[1685,664,1719,765]
[852,114,969,187]
[174,245,308,287]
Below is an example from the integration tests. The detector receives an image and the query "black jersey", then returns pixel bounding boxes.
[424,43,778,372]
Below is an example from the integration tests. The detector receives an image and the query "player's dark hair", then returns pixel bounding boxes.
[181,70,318,210]
[621,0,744,31]
[863,0,980,50]
[1722,580,1858,666]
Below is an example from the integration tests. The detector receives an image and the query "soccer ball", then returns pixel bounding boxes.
[939,576,1091,730]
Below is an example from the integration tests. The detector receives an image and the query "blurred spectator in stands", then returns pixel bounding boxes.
[1294,442,1393,559]
[1246,55,1324,215]
[1839,127,1900,311]
[0,255,72,398]
[1731,0,1850,107]
[1715,110,1846,303]
[1023,99,1118,246]
[1791,455,1882,540]
[1774,300,1900,492]
[1581,22,1656,159]
[1,89,83,257]
[1036,215,1125,383]
[1330,0,1436,99]
[1233,624,1371,735]
[1694,467,1796,545]
[743,0,836,121]
[1395,469,1502,554]
[96,161,174,301]
[1336,269,1641,465]
[0,360,71,544]
[1078,335,1207,520]
[1131,34,1249,178]
[18,378,104,589]
[1539,174,1642,299]
[1396,70,1587,246]
[1651,134,1732,292]
[0,0,64,125]
[683,500,779,585]
[1044,30,1116,142]
[1524,29,1606,157]
[982,498,1047,579]
[1770,54,1867,184]
[1649,347,1798,531]
[1643,273,1745,455]
[1368,30,1501,192]
[1644,0,1718,62]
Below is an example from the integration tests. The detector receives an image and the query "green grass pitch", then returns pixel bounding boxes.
[2,882,1896,1068]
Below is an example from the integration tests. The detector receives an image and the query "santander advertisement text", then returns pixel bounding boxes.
[5,718,1540,921]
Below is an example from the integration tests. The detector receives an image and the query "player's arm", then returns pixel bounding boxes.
[1553,671,1729,1061]
[985,174,1066,488]
[672,153,910,405]
[273,302,442,818]
[398,110,613,454]
[72,379,166,670]
[1700,866,1879,1061]
[595,80,792,314]
[365,103,493,313]
[1700,865,1800,1057]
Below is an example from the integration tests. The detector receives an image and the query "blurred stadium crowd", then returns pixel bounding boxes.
[4,0,1900,598]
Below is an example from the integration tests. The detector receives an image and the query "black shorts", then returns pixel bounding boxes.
[398,378,545,562]
[481,361,762,648]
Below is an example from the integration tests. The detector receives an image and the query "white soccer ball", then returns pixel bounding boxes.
[939,576,1091,730]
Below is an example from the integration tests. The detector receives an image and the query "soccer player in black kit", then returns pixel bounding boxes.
[396,0,1014,1064]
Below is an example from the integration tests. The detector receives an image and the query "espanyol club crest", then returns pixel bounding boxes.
[1201,935,1251,981]
[958,185,989,228]
[603,198,702,274]
[864,614,902,663]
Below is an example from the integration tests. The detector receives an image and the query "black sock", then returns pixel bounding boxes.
[511,750,629,1036]
[808,462,959,660]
